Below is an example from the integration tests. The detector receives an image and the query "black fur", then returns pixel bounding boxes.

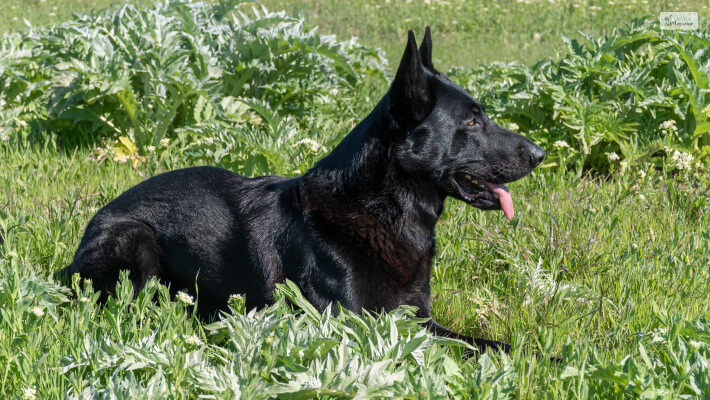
[62,28,544,354]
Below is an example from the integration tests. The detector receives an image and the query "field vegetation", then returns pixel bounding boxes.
[1,0,709,398]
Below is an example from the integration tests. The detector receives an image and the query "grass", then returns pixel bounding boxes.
[259,0,710,68]
[3,0,709,68]
[2,0,710,397]
[432,170,710,358]
[0,0,121,33]
[2,130,709,397]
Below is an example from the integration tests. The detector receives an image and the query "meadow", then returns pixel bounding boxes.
[1,0,709,398]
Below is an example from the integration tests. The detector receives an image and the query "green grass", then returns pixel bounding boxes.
[432,171,710,357]
[0,0,123,33]
[3,0,709,68]
[258,0,710,68]
[2,0,710,397]
[2,131,710,397]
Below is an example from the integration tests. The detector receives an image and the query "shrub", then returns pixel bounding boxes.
[450,16,710,175]
[0,0,387,175]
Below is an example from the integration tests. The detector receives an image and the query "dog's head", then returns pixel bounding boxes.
[388,27,545,220]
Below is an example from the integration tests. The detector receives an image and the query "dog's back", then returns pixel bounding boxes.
[67,166,298,312]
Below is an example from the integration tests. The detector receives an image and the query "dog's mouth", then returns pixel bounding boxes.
[452,172,514,220]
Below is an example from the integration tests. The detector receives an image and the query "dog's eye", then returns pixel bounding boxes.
[467,119,478,127]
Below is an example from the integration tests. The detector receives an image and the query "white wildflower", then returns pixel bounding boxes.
[228,294,242,302]
[176,291,194,305]
[94,147,109,161]
[79,297,91,303]
[160,138,170,147]
[23,386,36,400]
[204,137,214,145]
[0,128,9,141]
[516,258,606,306]
[670,149,694,171]
[660,120,677,135]
[606,152,620,161]
[292,169,302,175]
[553,140,570,149]
[184,334,203,347]
[147,145,156,153]
[292,138,326,153]
[329,88,339,96]
[639,170,646,179]
[31,307,44,317]
[509,123,519,130]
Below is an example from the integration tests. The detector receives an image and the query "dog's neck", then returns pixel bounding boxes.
[299,95,444,237]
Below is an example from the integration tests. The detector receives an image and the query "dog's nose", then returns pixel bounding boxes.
[529,145,545,166]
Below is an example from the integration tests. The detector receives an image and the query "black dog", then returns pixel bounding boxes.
[62,28,544,354]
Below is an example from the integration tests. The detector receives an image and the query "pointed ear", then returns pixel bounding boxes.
[391,30,423,103]
[419,26,434,70]
[389,30,434,127]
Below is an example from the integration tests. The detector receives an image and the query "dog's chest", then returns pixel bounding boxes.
[312,206,433,277]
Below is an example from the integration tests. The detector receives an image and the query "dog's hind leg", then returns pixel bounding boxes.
[70,220,162,301]
[425,319,512,354]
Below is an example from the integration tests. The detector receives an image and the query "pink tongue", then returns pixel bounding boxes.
[479,180,514,221]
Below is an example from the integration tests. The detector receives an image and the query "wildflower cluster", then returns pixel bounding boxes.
[660,120,677,136]
[554,140,570,149]
[176,291,194,305]
[23,387,37,400]
[665,147,695,171]
[183,334,204,347]
[292,138,326,154]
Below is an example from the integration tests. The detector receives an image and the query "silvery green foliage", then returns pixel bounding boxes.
[2,256,710,398]
[0,0,387,174]
[55,277,475,399]
[450,16,710,174]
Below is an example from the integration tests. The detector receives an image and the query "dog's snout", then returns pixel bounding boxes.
[529,145,545,167]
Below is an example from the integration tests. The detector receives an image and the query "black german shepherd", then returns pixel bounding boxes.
[62,28,544,354]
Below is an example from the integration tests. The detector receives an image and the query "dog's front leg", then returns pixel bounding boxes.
[424,319,512,354]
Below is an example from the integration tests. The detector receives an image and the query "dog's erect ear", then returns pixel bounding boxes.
[389,30,434,127]
[419,26,434,70]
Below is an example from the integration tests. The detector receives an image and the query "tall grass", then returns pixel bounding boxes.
[1,0,710,398]
[2,128,709,397]
[259,0,710,69]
